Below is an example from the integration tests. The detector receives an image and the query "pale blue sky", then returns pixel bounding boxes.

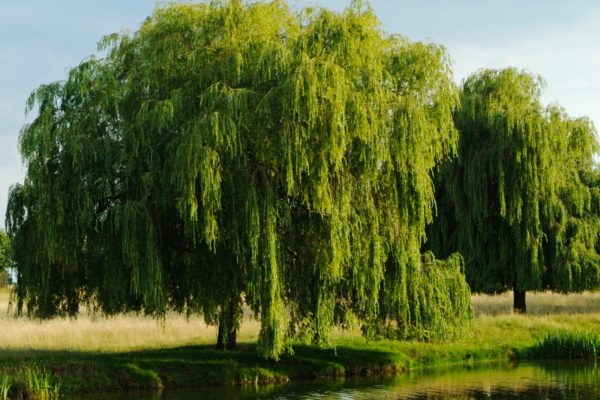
[1,1,599,226]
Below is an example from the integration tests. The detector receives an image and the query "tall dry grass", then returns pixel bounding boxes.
[0,288,599,353]
[472,291,600,316]
[0,288,260,353]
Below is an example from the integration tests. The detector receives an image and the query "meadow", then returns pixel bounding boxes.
[0,289,260,353]
[1,289,599,353]
[0,288,598,395]
[472,291,600,316]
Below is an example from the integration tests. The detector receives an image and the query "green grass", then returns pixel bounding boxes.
[0,375,10,400]
[22,367,61,400]
[0,289,598,395]
[529,331,600,359]
[0,345,397,394]
[0,367,61,400]
[0,313,597,395]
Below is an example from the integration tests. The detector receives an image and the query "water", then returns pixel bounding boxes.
[68,361,600,399]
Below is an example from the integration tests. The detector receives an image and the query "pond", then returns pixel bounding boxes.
[68,361,600,399]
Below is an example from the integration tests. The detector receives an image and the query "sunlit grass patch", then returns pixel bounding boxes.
[0,289,260,353]
[472,291,600,316]
[1,288,600,354]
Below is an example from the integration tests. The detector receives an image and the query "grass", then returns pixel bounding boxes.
[472,290,600,316]
[1,289,598,353]
[0,289,261,353]
[0,367,61,400]
[22,367,61,400]
[0,288,598,395]
[529,331,600,359]
[0,375,9,400]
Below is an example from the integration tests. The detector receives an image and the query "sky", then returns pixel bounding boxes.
[1,0,599,228]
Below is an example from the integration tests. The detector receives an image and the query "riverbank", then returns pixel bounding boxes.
[0,313,598,396]
[0,289,599,396]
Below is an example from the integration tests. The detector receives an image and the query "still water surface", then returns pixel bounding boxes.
[69,361,599,399]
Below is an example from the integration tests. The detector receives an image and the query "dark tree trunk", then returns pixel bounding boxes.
[216,299,240,350]
[216,322,237,349]
[513,289,526,314]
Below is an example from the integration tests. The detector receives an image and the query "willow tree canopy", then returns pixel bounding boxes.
[0,230,12,273]
[428,68,600,312]
[542,106,600,293]
[7,0,472,358]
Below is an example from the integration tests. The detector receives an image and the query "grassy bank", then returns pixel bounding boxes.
[0,289,599,396]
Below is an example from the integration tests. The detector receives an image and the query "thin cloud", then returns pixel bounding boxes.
[449,7,600,126]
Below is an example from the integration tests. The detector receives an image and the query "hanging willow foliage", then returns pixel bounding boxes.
[428,68,600,311]
[7,0,472,359]
[541,107,600,293]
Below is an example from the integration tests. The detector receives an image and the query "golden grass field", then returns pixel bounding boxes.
[0,288,261,353]
[472,290,600,316]
[0,288,598,353]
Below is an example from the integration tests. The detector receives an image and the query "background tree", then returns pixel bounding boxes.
[428,68,600,312]
[0,230,12,287]
[541,107,600,293]
[7,0,472,358]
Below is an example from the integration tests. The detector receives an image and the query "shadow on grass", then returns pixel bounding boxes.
[0,343,401,394]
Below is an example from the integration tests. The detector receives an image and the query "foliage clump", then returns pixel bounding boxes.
[0,231,12,287]
[7,0,472,358]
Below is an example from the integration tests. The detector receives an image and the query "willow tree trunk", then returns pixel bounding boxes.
[216,300,240,350]
[217,323,237,349]
[513,290,526,314]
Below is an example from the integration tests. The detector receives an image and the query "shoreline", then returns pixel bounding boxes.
[0,314,598,397]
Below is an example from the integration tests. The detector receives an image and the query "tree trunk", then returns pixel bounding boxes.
[217,322,237,350]
[513,289,526,314]
[216,300,240,350]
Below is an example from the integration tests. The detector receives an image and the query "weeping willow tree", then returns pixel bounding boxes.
[541,107,600,293]
[6,0,472,358]
[428,68,600,313]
